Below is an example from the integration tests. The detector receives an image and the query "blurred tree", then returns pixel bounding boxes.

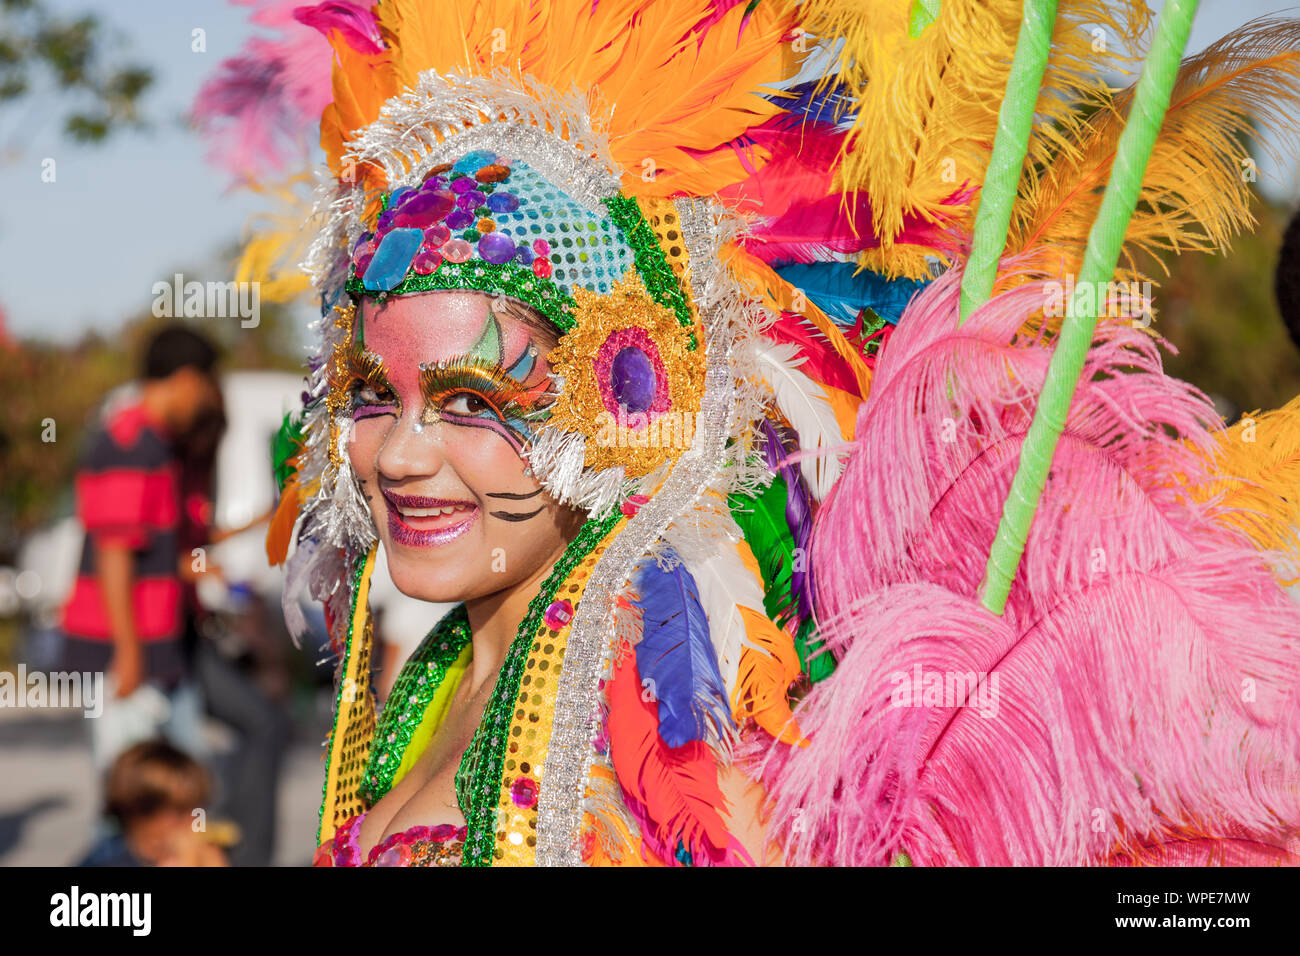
[1148,196,1300,418]
[0,0,152,148]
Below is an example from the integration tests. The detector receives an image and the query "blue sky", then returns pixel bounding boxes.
[1,0,1296,343]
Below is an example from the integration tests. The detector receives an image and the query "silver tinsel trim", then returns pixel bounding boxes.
[535,195,774,865]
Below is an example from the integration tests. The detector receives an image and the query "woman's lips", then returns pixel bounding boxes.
[383,491,478,548]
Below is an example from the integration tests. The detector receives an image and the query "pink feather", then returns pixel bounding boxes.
[191,1,379,183]
[739,263,1300,866]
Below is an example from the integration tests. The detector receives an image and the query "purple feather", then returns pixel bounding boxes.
[760,418,814,621]
[630,554,732,749]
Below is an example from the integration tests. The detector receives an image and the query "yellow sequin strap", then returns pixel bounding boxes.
[490,519,626,865]
[317,545,378,845]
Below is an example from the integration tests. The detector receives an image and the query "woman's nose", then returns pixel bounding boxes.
[374,405,448,481]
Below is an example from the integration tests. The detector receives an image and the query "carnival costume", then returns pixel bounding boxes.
[196,0,1300,866]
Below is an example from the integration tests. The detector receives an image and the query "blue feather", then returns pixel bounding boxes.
[764,80,855,128]
[630,553,733,749]
[773,261,929,326]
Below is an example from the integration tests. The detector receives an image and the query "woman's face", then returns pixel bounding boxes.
[346,291,581,604]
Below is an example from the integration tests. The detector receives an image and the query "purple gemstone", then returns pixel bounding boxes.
[377,209,396,229]
[486,192,519,213]
[455,190,484,210]
[392,190,455,227]
[478,232,517,264]
[451,176,478,193]
[352,231,374,254]
[445,209,473,229]
[611,346,657,413]
[515,246,535,266]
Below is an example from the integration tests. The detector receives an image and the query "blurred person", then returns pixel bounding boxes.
[79,739,228,867]
[176,396,289,867]
[60,324,222,771]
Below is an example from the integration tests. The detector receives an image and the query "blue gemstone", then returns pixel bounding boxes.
[363,228,424,292]
[487,192,520,213]
[386,186,414,209]
[452,149,498,174]
[610,346,657,413]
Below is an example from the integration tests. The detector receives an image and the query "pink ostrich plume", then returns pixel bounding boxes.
[740,263,1300,866]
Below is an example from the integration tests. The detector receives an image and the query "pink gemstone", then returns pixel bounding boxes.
[441,239,473,263]
[375,843,414,867]
[424,225,451,246]
[543,599,573,630]
[533,257,553,279]
[532,239,551,256]
[354,252,374,277]
[412,248,443,274]
[511,776,539,809]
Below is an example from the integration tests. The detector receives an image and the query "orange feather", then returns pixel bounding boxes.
[265,468,302,566]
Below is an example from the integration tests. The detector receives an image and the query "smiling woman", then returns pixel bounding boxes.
[205,0,1300,869]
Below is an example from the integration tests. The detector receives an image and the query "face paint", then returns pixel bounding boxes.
[418,355,551,453]
[347,290,582,606]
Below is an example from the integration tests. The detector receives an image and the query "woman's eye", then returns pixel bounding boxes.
[352,384,397,418]
[354,384,392,406]
[443,392,493,416]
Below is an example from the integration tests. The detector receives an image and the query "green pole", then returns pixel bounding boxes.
[979,0,1200,614]
[959,0,1060,324]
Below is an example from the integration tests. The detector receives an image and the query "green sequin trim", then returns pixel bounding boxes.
[345,260,578,333]
[316,552,372,845]
[600,194,694,335]
[359,606,473,805]
[456,511,621,867]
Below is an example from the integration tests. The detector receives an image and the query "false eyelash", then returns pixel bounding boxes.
[329,342,397,408]
[419,355,553,422]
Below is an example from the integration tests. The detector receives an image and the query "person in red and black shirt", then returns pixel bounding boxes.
[61,325,222,769]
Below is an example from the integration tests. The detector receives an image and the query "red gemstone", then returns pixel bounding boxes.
[533,257,553,279]
[620,493,650,517]
[412,248,443,274]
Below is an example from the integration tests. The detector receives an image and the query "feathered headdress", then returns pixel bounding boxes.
[197,0,1300,867]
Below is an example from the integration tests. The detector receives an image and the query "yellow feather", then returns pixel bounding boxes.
[776,0,1148,275]
[1010,17,1300,287]
[233,174,318,303]
[1191,397,1300,576]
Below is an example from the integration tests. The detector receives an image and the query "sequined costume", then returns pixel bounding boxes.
[198,1,1300,866]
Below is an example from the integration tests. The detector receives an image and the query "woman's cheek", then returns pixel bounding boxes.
[348,417,389,480]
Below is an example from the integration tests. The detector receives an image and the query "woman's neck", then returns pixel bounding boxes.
[461,543,566,694]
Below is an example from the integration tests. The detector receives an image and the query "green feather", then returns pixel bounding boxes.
[729,476,836,684]
[271,410,304,492]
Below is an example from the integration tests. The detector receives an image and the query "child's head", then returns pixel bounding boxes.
[105,740,210,862]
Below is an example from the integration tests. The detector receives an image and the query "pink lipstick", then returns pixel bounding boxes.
[383,490,479,548]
